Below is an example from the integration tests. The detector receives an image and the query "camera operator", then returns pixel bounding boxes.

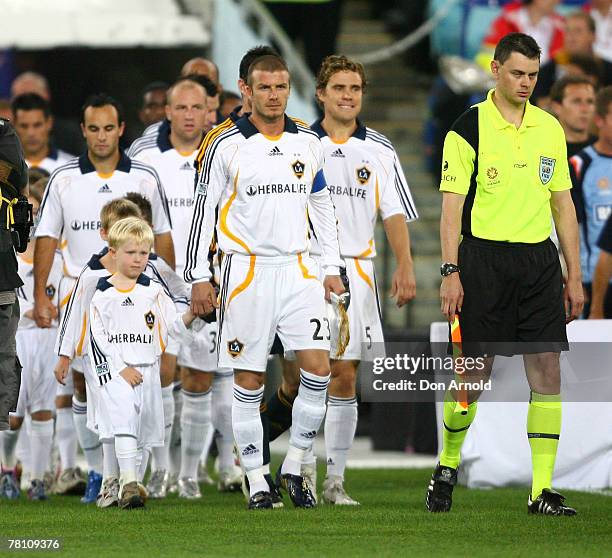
[0,118,30,431]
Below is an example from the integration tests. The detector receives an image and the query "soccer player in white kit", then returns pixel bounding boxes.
[129,78,221,498]
[33,93,174,496]
[0,180,62,501]
[185,55,345,510]
[312,55,418,505]
[88,217,196,509]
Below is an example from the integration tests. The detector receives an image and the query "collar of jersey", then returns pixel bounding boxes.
[157,123,174,153]
[88,247,109,270]
[96,273,150,291]
[79,151,131,174]
[484,89,538,131]
[48,146,59,160]
[234,113,298,139]
[310,118,367,141]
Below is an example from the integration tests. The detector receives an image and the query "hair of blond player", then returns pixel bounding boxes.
[100,198,142,231]
[107,216,153,250]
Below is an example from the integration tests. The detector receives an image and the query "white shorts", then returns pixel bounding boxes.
[80,357,100,432]
[14,328,57,415]
[317,257,385,362]
[56,275,79,396]
[177,321,218,372]
[218,253,329,372]
[95,363,163,447]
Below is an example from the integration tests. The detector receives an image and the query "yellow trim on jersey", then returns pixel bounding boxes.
[18,254,33,264]
[178,150,194,157]
[97,171,114,179]
[60,239,68,249]
[354,257,374,291]
[76,314,87,356]
[291,117,309,128]
[195,118,234,169]
[298,253,317,280]
[158,320,166,352]
[227,254,256,307]
[114,285,135,293]
[358,239,374,259]
[329,137,348,145]
[220,171,252,255]
[60,289,73,308]
[262,133,282,141]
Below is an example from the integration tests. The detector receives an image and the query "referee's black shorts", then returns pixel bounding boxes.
[455,236,568,357]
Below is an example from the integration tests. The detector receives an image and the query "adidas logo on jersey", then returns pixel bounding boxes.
[268,146,283,156]
[242,444,259,456]
[121,297,134,307]
[98,183,112,193]
[330,148,345,158]
[180,161,193,171]
[300,430,317,440]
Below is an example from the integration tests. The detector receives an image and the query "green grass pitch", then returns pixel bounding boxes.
[1,468,610,557]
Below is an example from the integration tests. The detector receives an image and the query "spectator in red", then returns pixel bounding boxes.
[476,0,564,69]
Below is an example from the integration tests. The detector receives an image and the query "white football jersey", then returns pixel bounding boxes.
[309,120,418,259]
[35,152,172,278]
[26,147,74,175]
[128,126,199,276]
[56,249,189,360]
[16,251,63,330]
[184,115,343,283]
[88,274,189,386]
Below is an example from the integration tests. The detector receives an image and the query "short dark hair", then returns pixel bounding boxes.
[124,192,153,226]
[566,10,596,34]
[178,74,217,97]
[11,93,51,119]
[239,45,280,81]
[220,90,241,104]
[494,32,541,64]
[247,55,289,86]
[141,81,169,99]
[549,75,594,104]
[595,86,612,118]
[568,53,603,84]
[80,93,125,125]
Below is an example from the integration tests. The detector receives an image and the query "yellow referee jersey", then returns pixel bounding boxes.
[440,89,571,243]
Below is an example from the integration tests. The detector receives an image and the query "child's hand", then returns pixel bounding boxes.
[120,367,143,387]
[182,309,197,327]
[54,356,70,385]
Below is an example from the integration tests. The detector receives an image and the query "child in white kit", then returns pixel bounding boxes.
[87,217,196,509]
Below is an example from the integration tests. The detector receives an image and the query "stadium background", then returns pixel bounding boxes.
[1,2,611,554]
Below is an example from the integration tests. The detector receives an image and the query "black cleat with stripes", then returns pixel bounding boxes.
[426,463,458,512]
[528,488,577,516]
[277,470,316,509]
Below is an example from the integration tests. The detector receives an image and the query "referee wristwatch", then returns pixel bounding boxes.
[440,263,460,277]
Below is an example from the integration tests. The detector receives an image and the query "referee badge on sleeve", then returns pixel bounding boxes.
[539,157,556,185]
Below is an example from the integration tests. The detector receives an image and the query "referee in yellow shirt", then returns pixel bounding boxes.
[426,33,584,516]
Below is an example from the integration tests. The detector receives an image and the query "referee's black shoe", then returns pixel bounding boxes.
[426,463,458,512]
[277,468,316,508]
[248,490,273,510]
[528,489,577,516]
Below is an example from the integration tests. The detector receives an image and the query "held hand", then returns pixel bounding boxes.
[564,277,584,323]
[323,275,346,302]
[120,367,144,387]
[440,274,464,323]
[33,295,57,328]
[54,356,70,386]
[390,262,416,308]
[190,282,218,317]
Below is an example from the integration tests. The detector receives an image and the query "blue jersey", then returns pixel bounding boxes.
[570,146,612,283]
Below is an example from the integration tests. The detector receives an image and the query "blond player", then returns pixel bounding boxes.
[88,217,196,509]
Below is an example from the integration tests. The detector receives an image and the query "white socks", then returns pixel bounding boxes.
[325,396,358,479]
[55,407,77,470]
[150,385,174,472]
[233,384,267,495]
[29,419,54,481]
[282,370,329,476]
[115,435,138,486]
[179,389,212,480]
[72,397,102,474]
[0,428,19,469]
[102,441,119,479]
[169,383,182,477]
[213,374,235,473]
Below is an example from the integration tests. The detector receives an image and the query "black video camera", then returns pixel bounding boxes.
[10,195,33,253]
